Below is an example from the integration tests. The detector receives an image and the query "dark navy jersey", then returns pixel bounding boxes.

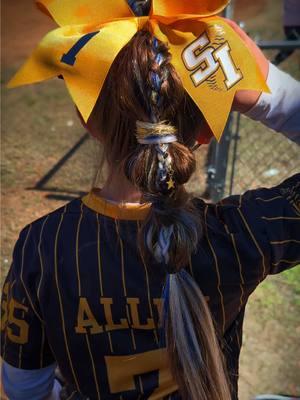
[1,174,300,400]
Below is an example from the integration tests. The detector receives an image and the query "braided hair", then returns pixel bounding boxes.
[89,2,232,398]
[125,32,232,400]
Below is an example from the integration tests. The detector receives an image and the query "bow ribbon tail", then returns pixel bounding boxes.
[151,16,269,140]
[151,0,229,18]
[8,20,139,123]
[35,0,134,27]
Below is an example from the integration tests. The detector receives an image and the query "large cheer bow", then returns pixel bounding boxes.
[8,0,269,140]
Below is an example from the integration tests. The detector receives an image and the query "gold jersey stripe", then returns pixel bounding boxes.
[137,221,159,346]
[261,216,300,221]
[126,304,137,351]
[255,196,283,202]
[223,223,245,312]
[2,280,16,360]
[20,224,44,323]
[18,297,26,368]
[115,220,127,297]
[107,332,114,353]
[230,233,245,311]
[54,205,80,391]
[270,239,300,245]
[96,213,104,297]
[85,334,101,400]
[272,259,300,267]
[37,214,50,303]
[138,376,144,394]
[237,208,267,280]
[76,204,84,297]
[204,207,226,334]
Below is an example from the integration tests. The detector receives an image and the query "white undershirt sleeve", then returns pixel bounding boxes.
[245,62,300,144]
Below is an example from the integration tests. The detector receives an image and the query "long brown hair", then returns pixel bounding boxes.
[88,16,232,400]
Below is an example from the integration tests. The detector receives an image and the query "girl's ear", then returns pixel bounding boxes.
[75,107,102,141]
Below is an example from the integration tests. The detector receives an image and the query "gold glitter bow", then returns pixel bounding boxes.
[8,0,269,140]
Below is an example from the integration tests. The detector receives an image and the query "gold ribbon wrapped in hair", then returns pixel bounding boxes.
[8,0,269,140]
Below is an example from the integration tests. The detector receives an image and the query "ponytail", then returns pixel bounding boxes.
[123,28,232,400]
[163,270,231,400]
[92,19,232,399]
[125,135,231,400]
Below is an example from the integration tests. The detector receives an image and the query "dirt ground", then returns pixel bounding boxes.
[1,0,300,399]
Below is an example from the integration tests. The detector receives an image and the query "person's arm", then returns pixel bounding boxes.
[1,225,57,399]
[245,63,300,143]
[196,19,300,144]
[243,173,300,274]
[226,19,300,143]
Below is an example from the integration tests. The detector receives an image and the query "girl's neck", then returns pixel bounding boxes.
[97,169,143,204]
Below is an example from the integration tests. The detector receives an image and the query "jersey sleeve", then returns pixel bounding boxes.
[1,224,55,369]
[244,173,300,274]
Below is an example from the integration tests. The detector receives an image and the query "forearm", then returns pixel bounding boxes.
[245,62,300,143]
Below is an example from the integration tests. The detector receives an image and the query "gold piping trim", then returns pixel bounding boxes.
[82,189,151,220]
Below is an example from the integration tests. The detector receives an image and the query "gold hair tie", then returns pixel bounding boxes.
[136,121,177,144]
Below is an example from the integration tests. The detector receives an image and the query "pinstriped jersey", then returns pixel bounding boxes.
[1,174,299,400]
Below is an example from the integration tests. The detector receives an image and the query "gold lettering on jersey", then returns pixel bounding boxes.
[105,349,178,396]
[1,282,10,330]
[127,298,155,330]
[100,298,129,331]
[75,298,103,334]
[74,296,209,335]
[7,299,29,344]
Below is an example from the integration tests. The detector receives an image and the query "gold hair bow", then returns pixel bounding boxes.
[8,0,268,140]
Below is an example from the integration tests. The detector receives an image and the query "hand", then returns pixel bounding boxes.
[223,18,269,113]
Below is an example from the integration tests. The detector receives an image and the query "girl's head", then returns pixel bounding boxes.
[81,3,231,399]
